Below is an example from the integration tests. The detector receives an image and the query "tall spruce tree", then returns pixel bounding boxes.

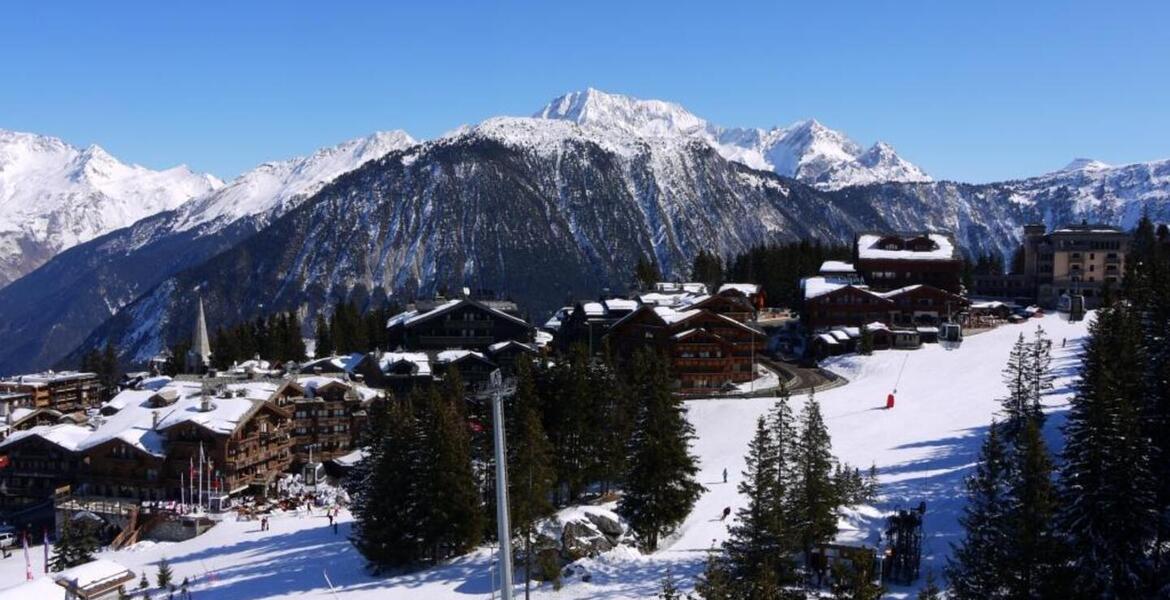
[1058,305,1156,597]
[345,396,423,569]
[723,417,788,589]
[1026,325,1053,427]
[618,348,705,551]
[793,391,837,560]
[507,360,557,598]
[947,421,1010,599]
[314,314,334,357]
[1000,333,1037,440]
[1004,419,1063,598]
[416,386,483,563]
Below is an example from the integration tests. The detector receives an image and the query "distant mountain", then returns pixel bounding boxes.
[0,130,221,286]
[3,89,1169,375]
[536,88,931,189]
[0,131,414,374]
[63,116,888,366]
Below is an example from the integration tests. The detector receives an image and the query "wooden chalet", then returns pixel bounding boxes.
[386,298,534,351]
[606,305,766,394]
[272,377,376,466]
[0,371,103,413]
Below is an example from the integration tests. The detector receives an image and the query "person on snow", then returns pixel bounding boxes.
[720,506,731,521]
[722,468,728,483]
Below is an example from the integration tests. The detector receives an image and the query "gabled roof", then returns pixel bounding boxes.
[717,283,761,296]
[0,423,91,452]
[856,232,958,261]
[386,298,532,330]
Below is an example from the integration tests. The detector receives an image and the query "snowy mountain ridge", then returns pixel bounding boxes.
[0,129,222,285]
[535,88,932,189]
[164,130,416,240]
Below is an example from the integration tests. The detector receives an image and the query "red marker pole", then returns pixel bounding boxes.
[886,393,895,409]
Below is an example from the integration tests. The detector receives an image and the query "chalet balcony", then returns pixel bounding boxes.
[417,335,496,346]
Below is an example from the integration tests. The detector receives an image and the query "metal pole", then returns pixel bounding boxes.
[491,371,515,600]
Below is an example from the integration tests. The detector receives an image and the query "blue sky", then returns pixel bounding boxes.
[3,1,1168,183]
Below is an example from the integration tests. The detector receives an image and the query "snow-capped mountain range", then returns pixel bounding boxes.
[1,88,1169,374]
[0,130,221,286]
[535,88,931,188]
[0,131,414,374]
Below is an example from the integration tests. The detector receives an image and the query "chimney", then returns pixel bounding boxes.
[152,410,160,430]
[200,395,213,412]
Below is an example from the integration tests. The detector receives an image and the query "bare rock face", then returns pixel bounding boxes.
[561,519,615,560]
[529,507,633,566]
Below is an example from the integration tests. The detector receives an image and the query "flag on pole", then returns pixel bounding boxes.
[42,528,48,574]
[23,531,32,580]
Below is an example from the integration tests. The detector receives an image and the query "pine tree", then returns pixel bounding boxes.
[156,557,173,589]
[724,417,787,587]
[314,314,333,357]
[1058,305,1155,597]
[618,348,705,551]
[917,569,942,600]
[345,396,423,568]
[542,346,595,503]
[999,333,1036,440]
[694,550,735,600]
[793,391,837,559]
[946,421,1010,599]
[635,255,663,291]
[830,557,883,600]
[858,325,873,356]
[1026,325,1053,426]
[50,518,100,571]
[1004,419,1063,598]
[507,360,556,598]
[658,569,683,600]
[691,250,725,291]
[415,386,483,562]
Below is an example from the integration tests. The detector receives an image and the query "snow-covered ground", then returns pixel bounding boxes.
[0,313,1089,598]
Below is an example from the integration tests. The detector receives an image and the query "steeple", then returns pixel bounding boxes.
[188,296,212,372]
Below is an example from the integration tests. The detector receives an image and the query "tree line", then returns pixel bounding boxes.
[347,346,705,588]
[685,387,878,599]
[948,215,1170,598]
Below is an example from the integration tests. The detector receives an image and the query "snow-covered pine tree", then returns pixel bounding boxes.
[946,420,1010,599]
[858,324,874,356]
[49,517,100,572]
[1058,304,1156,597]
[618,348,705,551]
[793,390,837,561]
[156,557,173,589]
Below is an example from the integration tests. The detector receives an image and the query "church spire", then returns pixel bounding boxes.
[189,295,212,371]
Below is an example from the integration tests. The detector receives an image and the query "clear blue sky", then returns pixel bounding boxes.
[3,1,1168,183]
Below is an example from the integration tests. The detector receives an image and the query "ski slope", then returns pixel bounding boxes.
[0,313,1090,598]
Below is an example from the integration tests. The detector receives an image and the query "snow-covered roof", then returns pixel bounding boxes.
[819,260,856,274]
[876,285,925,298]
[654,282,708,294]
[8,406,34,422]
[802,276,853,300]
[488,340,537,355]
[830,330,851,342]
[0,370,97,387]
[435,350,488,364]
[582,301,605,317]
[374,352,432,377]
[865,321,890,332]
[653,306,702,325]
[856,233,957,261]
[301,353,364,373]
[295,376,380,402]
[717,283,760,296]
[841,327,862,338]
[0,423,91,452]
[387,298,531,330]
[916,326,939,333]
[534,330,553,348]
[603,298,638,311]
[332,448,367,467]
[817,333,840,345]
[53,558,135,591]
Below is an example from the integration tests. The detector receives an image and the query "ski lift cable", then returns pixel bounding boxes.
[892,353,910,394]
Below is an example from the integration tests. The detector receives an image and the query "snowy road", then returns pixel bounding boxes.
[0,313,1090,599]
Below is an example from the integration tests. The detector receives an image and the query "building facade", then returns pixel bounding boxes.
[854,233,963,294]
